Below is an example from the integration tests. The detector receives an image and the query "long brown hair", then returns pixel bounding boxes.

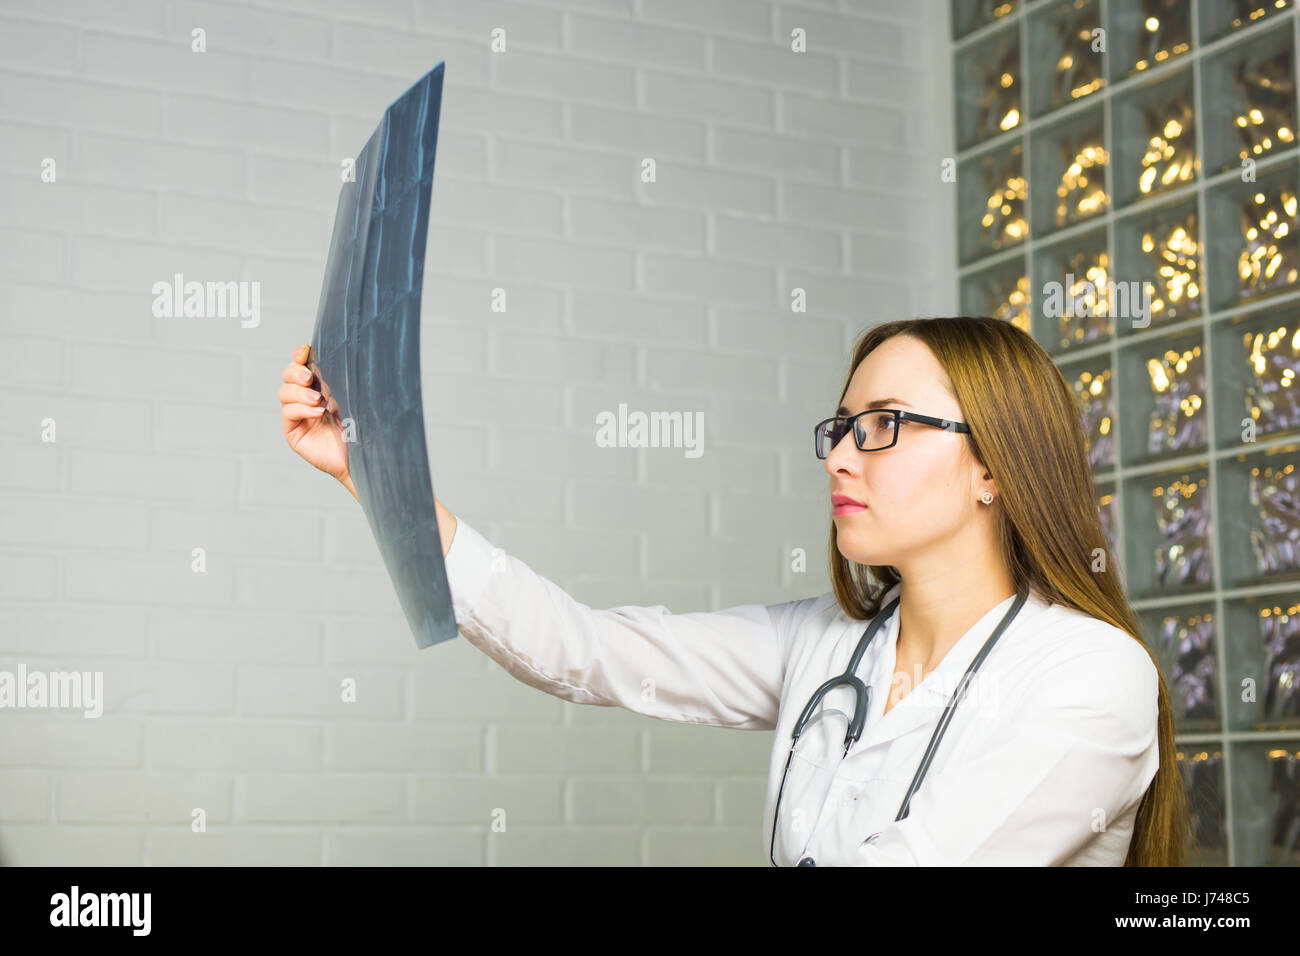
[827,316,1192,866]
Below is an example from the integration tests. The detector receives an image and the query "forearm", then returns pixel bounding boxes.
[338,474,458,557]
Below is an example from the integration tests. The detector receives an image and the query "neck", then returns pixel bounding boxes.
[892,537,1018,670]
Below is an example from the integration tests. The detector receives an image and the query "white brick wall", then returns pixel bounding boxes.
[0,0,955,865]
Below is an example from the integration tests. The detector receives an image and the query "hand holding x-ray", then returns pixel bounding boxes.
[278,62,458,651]
[280,343,349,486]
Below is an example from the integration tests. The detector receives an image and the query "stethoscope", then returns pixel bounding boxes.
[769,586,1030,866]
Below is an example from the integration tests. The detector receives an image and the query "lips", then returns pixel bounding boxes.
[832,493,866,507]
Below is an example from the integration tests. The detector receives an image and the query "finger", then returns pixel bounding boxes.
[297,344,317,387]
[282,361,314,385]
[282,402,326,422]
[278,382,321,405]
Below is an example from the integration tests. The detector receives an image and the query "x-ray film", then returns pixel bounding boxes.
[306,62,455,650]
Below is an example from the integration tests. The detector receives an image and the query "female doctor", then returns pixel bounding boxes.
[279,315,1192,866]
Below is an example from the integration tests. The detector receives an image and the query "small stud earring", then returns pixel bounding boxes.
[980,491,994,504]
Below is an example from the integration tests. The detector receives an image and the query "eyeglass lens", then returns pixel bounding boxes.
[816,411,897,457]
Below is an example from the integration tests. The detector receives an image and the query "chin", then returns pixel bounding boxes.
[837,541,892,568]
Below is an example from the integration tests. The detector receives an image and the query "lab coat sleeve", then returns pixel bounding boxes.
[444,517,810,730]
[854,632,1162,865]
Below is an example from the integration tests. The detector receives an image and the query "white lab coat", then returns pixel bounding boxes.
[444,518,1162,866]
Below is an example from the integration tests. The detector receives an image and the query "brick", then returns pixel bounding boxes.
[0,227,65,283]
[712,36,839,93]
[148,827,320,865]
[644,69,773,127]
[0,712,136,769]
[0,771,52,821]
[324,721,481,771]
[411,773,564,823]
[148,718,320,770]
[0,19,77,71]
[640,0,771,38]
[237,772,404,822]
[237,665,403,719]
[568,104,706,160]
[0,825,143,865]
[490,826,639,864]
[569,12,705,69]
[570,775,713,823]
[326,827,482,864]
[495,49,634,106]
[56,770,231,823]
[81,32,250,97]
[171,0,333,59]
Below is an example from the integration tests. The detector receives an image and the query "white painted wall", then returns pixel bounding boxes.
[0,0,955,865]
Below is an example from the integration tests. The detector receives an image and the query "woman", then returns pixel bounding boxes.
[278,316,1192,866]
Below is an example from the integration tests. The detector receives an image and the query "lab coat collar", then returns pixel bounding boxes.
[855,581,1043,750]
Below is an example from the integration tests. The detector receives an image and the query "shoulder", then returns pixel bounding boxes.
[765,591,855,654]
[766,591,842,637]
[1008,596,1160,730]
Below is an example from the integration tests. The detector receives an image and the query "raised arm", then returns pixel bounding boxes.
[279,342,801,730]
[443,515,814,730]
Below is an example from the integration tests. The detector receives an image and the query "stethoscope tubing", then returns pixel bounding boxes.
[770,586,1029,866]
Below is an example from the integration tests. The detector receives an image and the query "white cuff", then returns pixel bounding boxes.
[444,517,498,628]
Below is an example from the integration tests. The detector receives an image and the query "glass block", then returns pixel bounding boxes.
[1059,357,1116,468]
[1108,0,1193,80]
[1027,0,1106,117]
[1122,465,1213,597]
[1217,443,1300,588]
[1114,197,1201,336]
[1229,740,1300,866]
[960,257,1032,333]
[955,24,1022,150]
[1201,26,1296,176]
[952,0,1020,40]
[1200,0,1294,45]
[958,141,1028,264]
[1204,159,1300,312]
[1029,106,1108,235]
[1139,603,1217,732]
[1212,302,1300,448]
[1118,330,1208,464]
[1098,482,1121,573]
[1224,591,1300,731]
[1033,229,1112,352]
[1180,746,1228,866]
[1110,69,1198,209]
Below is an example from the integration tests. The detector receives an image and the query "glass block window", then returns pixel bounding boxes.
[954,0,1300,866]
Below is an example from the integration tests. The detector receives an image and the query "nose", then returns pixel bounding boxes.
[823,428,862,478]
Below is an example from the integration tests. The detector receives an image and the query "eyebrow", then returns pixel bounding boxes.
[836,397,913,415]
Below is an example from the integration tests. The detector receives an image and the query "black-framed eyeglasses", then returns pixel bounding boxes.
[813,409,971,459]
